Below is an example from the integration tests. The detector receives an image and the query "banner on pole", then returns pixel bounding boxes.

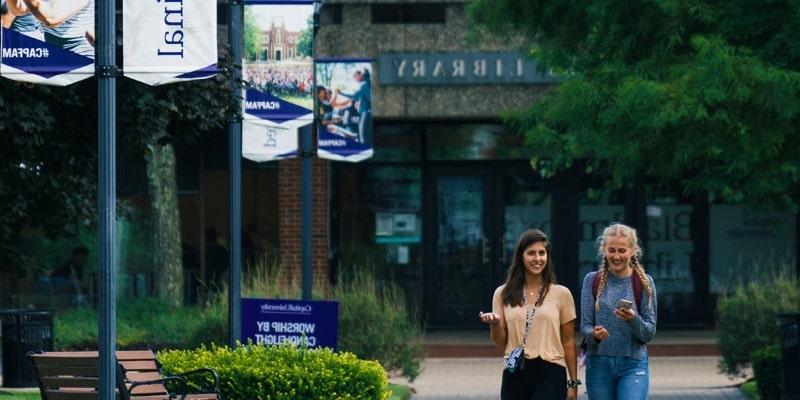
[0,0,95,85]
[315,59,373,162]
[123,0,218,85]
[241,0,313,162]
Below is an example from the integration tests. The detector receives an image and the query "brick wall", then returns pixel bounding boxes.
[278,155,330,293]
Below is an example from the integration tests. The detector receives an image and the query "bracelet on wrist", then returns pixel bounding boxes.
[567,379,582,389]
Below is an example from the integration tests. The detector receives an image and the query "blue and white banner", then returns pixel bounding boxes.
[0,0,94,85]
[316,59,373,162]
[123,0,217,85]
[241,298,339,349]
[241,0,313,162]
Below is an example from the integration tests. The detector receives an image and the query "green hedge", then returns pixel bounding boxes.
[750,345,783,400]
[716,270,799,375]
[158,344,390,400]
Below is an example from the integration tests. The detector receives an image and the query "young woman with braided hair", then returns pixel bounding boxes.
[580,223,657,399]
[479,229,579,400]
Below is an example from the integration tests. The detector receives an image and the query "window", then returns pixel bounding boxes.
[371,3,446,24]
[321,4,342,25]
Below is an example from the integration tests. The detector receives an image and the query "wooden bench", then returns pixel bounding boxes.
[28,350,220,400]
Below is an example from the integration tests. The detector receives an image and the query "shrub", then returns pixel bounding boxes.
[716,268,799,375]
[333,268,424,381]
[750,345,783,400]
[158,343,390,400]
[54,298,225,349]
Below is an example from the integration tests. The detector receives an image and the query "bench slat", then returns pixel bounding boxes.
[128,384,169,396]
[43,389,120,400]
[125,372,161,382]
[34,365,99,377]
[40,377,99,389]
[119,360,159,372]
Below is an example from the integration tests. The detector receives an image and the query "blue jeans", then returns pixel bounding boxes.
[586,355,649,400]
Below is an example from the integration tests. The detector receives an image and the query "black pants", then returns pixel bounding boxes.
[501,357,567,400]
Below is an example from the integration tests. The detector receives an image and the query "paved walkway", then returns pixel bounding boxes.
[392,357,746,400]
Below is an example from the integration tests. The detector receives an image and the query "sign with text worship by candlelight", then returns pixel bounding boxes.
[123,0,217,85]
[241,0,314,162]
[316,59,373,162]
[0,0,95,85]
[241,298,338,349]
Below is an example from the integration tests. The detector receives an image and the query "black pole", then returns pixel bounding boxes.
[302,2,321,301]
[97,0,117,395]
[228,0,243,347]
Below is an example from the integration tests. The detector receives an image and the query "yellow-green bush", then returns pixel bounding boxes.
[158,343,390,400]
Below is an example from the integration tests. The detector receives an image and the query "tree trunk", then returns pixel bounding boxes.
[145,140,183,306]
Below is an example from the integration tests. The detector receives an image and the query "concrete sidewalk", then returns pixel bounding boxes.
[393,357,746,400]
[424,330,720,358]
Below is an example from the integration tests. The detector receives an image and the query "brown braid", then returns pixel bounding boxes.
[630,256,654,309]
[594,259,610,311]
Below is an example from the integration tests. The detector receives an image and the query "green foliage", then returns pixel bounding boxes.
[296,15,314,58]
[54,298,226,350]
[740,380,759,400]
[468,0,800,210]
[0,391,40,400]
[218,261,425,380]
[158,343,390,400]
[333,267,424,381]
[244,8,264,61]
[750,345,783,400]
[715,269,799,375]
[0,45,233,275]
[388,384,412,400]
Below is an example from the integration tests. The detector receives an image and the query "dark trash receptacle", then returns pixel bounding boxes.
[779,313,800,400]
[0,309,53,388]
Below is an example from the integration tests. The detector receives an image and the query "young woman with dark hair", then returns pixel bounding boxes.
[479,229,579,400]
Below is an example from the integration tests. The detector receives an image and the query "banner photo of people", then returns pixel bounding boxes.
[0,0,94,85]
[122,0,218,86]
[316,59,373,162]
[241,0,313,162]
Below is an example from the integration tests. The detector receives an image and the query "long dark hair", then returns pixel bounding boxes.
[501,229,557,307]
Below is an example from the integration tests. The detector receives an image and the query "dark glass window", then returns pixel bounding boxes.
[426,123,528,160]
[321,4,343,25]
[370,123,422,162]
[371,3,446,24]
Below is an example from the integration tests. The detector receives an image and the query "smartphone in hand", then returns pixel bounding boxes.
[615,299,634,310]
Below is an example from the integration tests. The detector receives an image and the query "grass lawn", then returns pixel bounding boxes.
[0,391,40,400]
[740,380,759,399]
[389,383,413,400]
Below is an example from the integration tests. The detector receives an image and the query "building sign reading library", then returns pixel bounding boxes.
[378,52,557,85]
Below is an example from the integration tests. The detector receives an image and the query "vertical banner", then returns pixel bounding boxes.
[0,0,94,85]
[315,59,373,162]
[241,0,313,162]
[123,0,218,85]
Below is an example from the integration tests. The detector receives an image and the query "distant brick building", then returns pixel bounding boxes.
[261,21,301,61]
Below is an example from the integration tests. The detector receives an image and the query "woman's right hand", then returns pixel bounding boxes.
[592,325,609,341]
[478,311,501,325]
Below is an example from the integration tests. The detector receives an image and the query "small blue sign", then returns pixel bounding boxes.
[241,298,339,349]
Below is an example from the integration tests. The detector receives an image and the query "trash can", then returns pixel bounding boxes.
[779,313,800,400]
[0,309,53,387]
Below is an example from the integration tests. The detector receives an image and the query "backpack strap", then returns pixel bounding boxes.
[591,269,643,310]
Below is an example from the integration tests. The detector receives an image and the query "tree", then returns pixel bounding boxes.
[296,15,313,58]
[244,7,263,61]
[468,0,800,210]
[0,53,233,306]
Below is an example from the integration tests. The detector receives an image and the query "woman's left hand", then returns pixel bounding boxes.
[567,387,578,400]
[614,307,636,321]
